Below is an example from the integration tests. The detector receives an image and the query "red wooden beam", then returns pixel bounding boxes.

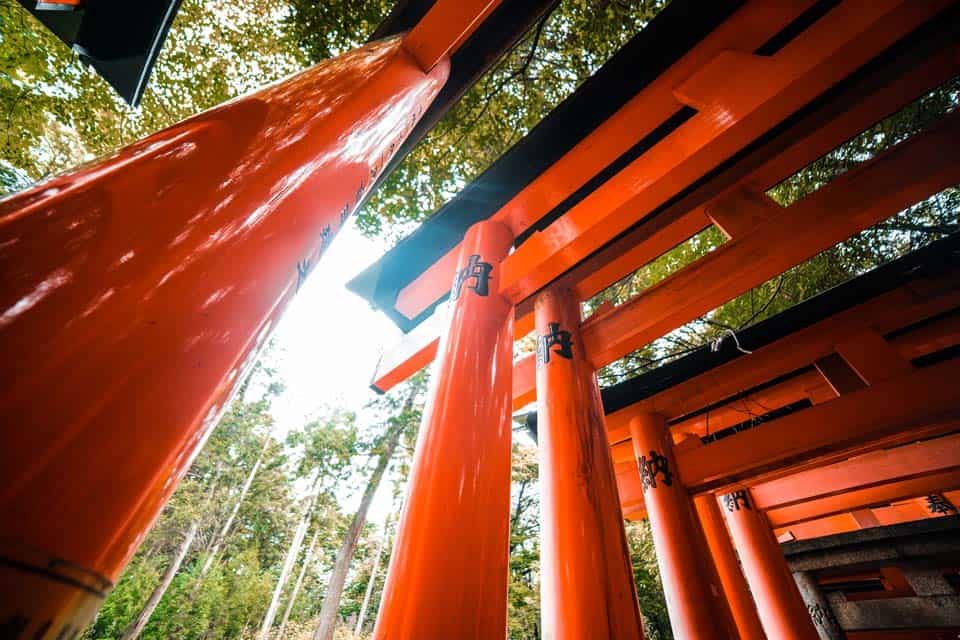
[498,0,945,307]
[393,2,818,321]
[404,0,504,71]
[604,273,960,443]
[578,110,960,374]
[752,433,960,512]
[671,357,960,493]
[765,468,960,528]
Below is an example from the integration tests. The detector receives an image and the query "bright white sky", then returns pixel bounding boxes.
[264,222,405,524]
[256,218,534,525]
[267,223,397,434]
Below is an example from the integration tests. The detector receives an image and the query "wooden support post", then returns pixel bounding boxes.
[720,489,819,640]
[694,494,767,640]
[792,571,846,640]
[0,37,447,635]
[628,413,737,639]
[373,220,514,639]
[535,288,645,640]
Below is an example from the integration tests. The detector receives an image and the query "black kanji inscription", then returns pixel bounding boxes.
[807,603,840,631]
[451,254,493,300]
[638,450,673,492]
[926,494,957,515]
[536,322,573,366]
[722,490,751,512]
[319,224,333,251]
[296,259,310,291]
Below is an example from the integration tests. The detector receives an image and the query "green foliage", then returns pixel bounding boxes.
[83,374,288,639]
[508,445,540,640]
[285,0,670,241]
[625,521,671,639]
[0,0,300,196]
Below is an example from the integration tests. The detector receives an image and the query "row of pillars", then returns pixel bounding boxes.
[371,221,827,639]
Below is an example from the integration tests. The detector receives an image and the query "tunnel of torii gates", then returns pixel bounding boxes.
[2,0,960,638]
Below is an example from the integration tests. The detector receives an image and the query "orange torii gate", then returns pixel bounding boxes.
[2,0,959,638]
[346,2,960,639]
[0,0,539,634]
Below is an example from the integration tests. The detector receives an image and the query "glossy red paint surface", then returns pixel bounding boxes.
[628,413,737,640]
[373,220,514,640]
[535,288,644,640]
[0,35,446,594]
[720,489,819,640]
[694,494,766,640]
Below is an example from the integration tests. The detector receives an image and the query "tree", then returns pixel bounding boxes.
[1,0,301,195]
[277,526,322,638]
[312,374,426,640]
[353,516,391,636]
[258,484,319,640]
[82,379,288,640]
[119,522,201,640]
[508,444,541,640]
[196,436,270,585]
[284,0,670,242]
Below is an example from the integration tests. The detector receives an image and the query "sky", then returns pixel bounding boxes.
[263,222,407,524]
[267,224,397,435]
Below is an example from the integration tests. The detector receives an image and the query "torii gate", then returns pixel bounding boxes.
[347,1,960,639]
[0,0,513,634]
[2,0,959,639]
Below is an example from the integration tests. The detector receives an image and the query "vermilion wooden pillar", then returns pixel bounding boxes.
[373,220,514,639]
[694,494,767,640]
[0,37,446,636]
[719,489,819,640]
[629,413,738,640]
[535,287,645,640]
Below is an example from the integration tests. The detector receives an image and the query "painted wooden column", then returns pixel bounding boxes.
[535,287,645,640]
[694,494,767,640]
[628,413,738,639]
[0,37,447,637]
[373,219,514,640]
[720,489,820,640]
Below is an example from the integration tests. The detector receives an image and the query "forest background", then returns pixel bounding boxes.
[1,0,957,638]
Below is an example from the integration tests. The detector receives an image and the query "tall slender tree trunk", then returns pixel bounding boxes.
[198,439,268,581]
[122,465,222,640]
[276,527,322,639]
[120,521,200,640]
[354,516,391,636]
[259,477,320,640]
[312,419,405,640]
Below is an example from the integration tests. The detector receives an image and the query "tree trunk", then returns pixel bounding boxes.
[257,496,313,640]
[276,527,322,639]
[124,465,222,640]
[198,439,268,582]
[120,520,200,640]
[312,420,405,640]
[354,517,391,636]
